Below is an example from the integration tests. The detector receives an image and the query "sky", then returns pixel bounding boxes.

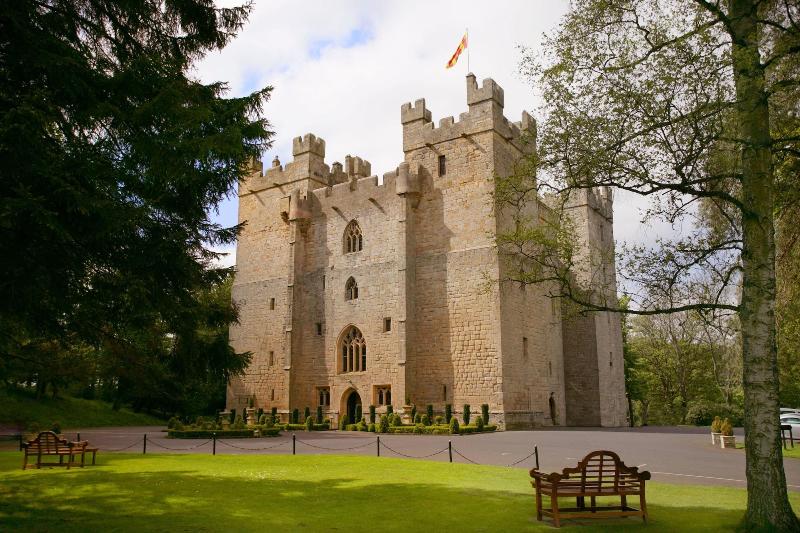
[196,1,659,267]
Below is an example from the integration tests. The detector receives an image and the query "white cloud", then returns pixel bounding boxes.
[198,0,667,253]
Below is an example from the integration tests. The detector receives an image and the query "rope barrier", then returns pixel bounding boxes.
[146,438,211,451]
[216,439,288,451]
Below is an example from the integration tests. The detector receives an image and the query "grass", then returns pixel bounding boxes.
[735,442,800,459]
[0,453,798,531]
[0,389,164,430]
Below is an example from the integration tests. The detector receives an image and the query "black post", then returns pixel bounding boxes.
[143,433,147,455]
[448,440,452,463]
[292,433,296,455]
[77,432,81,442]
[534,445,539,470]
[377,436,380,457]
[212,433,216,455]
[18,433,23,451]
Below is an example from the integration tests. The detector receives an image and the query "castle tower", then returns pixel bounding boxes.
[228,75,627,429]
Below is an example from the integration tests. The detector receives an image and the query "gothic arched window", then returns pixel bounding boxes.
[339,326,366,373]
[344,220,363,253]
[345,277,358,301]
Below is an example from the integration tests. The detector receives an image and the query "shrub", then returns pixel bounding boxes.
[369,405,376,424]
[339,414,348,431]
[414,413,422,424]
[368,423,376,432]
[463,404,471,425]
[721,418,734,436]
[263,415,274,429]
[259,414,267,425]
[445,404,452,423]
[167,416,179,429]
[203,421,215,430]
[386,405,393,416]
[427,404,434,421]
[232,415,245,430]
[355,404,363,423]
[686,402,744,427]
[304,407,311,422]
[481,404,489,425]
[475,415,484,431]
[316,406,323,424]
[711,416,723,433]
[411,404,417,421]
[379,415,389,433]
[357,421,368,432]
[421,414,430,426]
[174,420,184,431]
[230,408,236,423]
[413,424,423,434]
[256,408,264,422]
[449,417,460,435]
[292,408,300,424]
[195,416,205,427]
[435,415,444,425]
[50,422,62,435]
[305,416,314,431]
[169,429,256,439]
[390,413,403,427]
[271,407,278,423]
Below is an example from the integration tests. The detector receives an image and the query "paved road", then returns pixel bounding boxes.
[5,425,799,490]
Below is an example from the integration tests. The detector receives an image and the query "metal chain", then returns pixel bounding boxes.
[295,438,375,451]
[216,439,288,451]
[147,438,211,451]
[100,440,143,452]
[452,448,479,464]
[504,449,539,467]
[380,442,449,459]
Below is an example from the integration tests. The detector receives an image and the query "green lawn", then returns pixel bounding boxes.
[0,389,164,430]
[0,453,797,531]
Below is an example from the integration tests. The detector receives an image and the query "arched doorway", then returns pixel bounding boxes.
[344,389,362,424]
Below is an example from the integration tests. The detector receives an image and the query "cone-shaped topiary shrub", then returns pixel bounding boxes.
[445,404,452,423]
[449,416,460,435]
[475,415,484,431]
[427,404,434,421]
[305,416,314,431]
[481,404,489,425]
[316,405,323,424]
[463,404,471,425]
[369,405,376,424]
[379,415,389,433]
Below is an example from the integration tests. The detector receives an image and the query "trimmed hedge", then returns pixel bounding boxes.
[169,429,253,439]
[278,422,330,431]
[458,424,497,435]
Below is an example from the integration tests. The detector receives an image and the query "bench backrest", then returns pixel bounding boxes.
[26,431,66,453]
[561,450,644,492]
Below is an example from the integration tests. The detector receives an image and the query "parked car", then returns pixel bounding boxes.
[780,408,800,415]
[780,415,800,435]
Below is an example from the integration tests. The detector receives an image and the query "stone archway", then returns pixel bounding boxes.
[343,388,362,425]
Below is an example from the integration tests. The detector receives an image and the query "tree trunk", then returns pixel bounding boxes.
[729,0,800,529]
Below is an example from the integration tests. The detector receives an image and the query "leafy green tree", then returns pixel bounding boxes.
[0,1,270,412]
[499,1,800,528]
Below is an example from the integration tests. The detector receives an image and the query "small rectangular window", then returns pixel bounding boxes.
[316,323,323,336]
[322,275,326,290]
[383,317,392,332]
[271,389,275,400]
[523,337,528,359]
[438,155,446,176]
[269,351,274,366]
[548,361,552,376]
[442,384,447,401]
[318,387,330,406]
[609,351,613,367]
[270,298,275,310]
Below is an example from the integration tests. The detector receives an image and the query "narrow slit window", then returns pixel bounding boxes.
[383,317,392,332]
[271,389,275,401]
[442,384,447,401]
[269,351,274,366]
[270,298,275,310]
[523,337,528,359]
[316,322,323,336]
[438,155,446,176]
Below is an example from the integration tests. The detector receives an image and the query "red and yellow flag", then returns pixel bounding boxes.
[446,32,468,69]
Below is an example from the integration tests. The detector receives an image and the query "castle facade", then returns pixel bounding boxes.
[227,74,627,428]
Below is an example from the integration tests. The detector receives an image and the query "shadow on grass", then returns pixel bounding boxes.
[0,454,755,532]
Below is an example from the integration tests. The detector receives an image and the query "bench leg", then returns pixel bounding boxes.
[590,495,596,512]
[552,491,561,528]
[621,494,627,510]
[577,496,585,509]
[535,485,543,521]
[91,451,97,465]
[22,450,28,470]
[640,488,648,523]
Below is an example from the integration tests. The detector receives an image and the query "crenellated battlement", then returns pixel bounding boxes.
[293,133,326,157]
[400,74,536,154]
[466,73,504,107]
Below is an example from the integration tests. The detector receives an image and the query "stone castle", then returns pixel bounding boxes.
[227,74,627,428]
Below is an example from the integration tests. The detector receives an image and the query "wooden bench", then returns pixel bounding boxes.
[22,431,88,470]
[530,450,650,527]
